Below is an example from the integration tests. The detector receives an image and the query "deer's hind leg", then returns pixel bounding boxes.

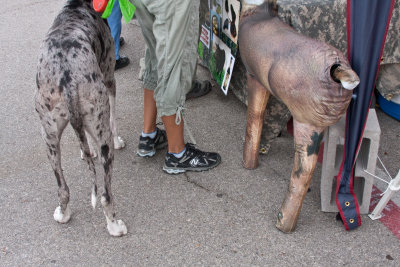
[276,119,325,233]
[243,73,270,169]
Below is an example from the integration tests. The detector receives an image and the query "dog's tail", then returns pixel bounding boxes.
[61,75,99,209]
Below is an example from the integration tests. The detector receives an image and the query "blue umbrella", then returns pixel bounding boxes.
[336,0,395,230]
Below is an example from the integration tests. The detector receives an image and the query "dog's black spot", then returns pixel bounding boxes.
[45,104,51,110]
[91,72,97,82]
[82,46,89,54]
[101,144,112,175]
[50,88,55,94]
[97,33,105,58]
[90,107,94,114]
[96,124,100,130]
[61,39,82,50]
[60,113,66,117]
[90,42,97,55]
[84,74,91,82]
[50,38,60,49]
[59,70,72,91]
[57,52,63,58]
[36,73,40,89]
[73,53,77,58]
[98,111,103,120]
[54,171,62,187]
[101,144,109,160]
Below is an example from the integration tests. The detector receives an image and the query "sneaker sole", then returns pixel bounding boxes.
[162,158,221,174]
[136,150,156,157]
[136,142,168,158]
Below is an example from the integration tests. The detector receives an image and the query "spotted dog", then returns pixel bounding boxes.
[35,0,127,236]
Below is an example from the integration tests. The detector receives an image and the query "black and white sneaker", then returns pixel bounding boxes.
[137,128,168,157]
[163,143,221,174]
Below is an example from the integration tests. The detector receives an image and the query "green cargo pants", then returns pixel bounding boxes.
[130,0,200,118]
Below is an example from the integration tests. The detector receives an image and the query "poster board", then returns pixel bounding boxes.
[198,0,240,95]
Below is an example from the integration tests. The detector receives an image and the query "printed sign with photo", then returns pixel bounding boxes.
[198,0,240,94]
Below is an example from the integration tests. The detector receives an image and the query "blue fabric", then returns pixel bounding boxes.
[107,0,122,60]
[336,0,394,230]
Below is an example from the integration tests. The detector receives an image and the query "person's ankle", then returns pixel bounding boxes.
[141,129,157,139]
[169,147,186,158]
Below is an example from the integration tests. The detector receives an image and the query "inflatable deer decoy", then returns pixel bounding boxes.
[239,0,360,232]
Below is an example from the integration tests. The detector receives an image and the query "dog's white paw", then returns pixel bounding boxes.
[114,136,125,150]
[107,219,128,237]
[53,205,71,223]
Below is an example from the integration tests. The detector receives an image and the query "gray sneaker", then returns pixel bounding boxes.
[137,128,168,157]
[163,143,221,174]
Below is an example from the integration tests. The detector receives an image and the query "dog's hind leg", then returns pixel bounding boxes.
[69,111,99,210]
[106,79,125,150]
[80,132,98,159]
[83,88,127,237]
[38,110,71,223]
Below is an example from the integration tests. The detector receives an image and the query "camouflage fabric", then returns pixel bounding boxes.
[200,0,400,154]
[276,0,400,64]
[376,63,400,101]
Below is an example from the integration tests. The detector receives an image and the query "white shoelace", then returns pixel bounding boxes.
[175,106,197,145]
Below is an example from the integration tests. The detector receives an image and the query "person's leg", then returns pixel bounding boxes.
[135,0,221,173]
[161,115,185,154]
[137,88,168,157]
[143,88,157,134]
[107,0,129,70]
[135,2,168,158]
[141,88,185,155]
[107,0,122,60]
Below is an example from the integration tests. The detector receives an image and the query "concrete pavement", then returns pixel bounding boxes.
[0,1,399,265]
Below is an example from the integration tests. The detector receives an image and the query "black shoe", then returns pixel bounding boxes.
[120,37,125,47]
[163,143,221,174]
[186,80,212,100]
[137,128,168,157]
[115,56,130,70]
